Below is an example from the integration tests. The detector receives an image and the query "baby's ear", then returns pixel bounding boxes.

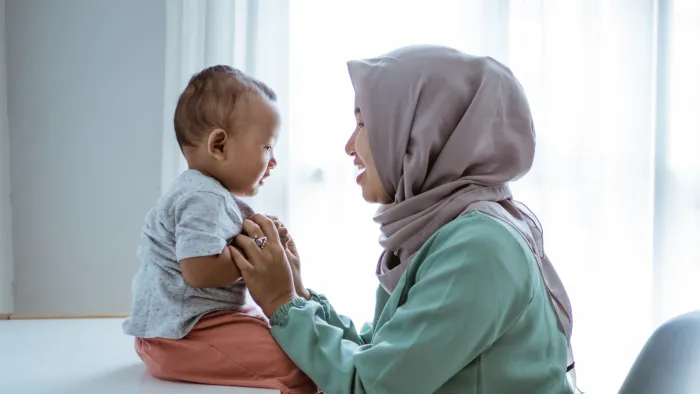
[207,128,228,160]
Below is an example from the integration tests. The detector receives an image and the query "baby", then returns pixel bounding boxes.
[123,65,316,394]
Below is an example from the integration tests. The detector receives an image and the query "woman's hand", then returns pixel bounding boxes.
[230,215,297,317]
[267,215,311,301]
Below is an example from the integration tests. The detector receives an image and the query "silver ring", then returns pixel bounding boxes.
[254,236,268,249]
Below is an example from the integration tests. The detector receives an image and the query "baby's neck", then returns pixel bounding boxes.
[185,155,250,198]
[186,163,230,192]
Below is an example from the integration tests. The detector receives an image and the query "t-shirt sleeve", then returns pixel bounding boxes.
[173,191,240,261]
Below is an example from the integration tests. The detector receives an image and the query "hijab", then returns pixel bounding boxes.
[347,45,578,388]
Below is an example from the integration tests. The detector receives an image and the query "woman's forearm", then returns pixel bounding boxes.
[300,290,373,345]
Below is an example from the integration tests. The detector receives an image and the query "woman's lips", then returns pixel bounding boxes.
[354,164,366,184]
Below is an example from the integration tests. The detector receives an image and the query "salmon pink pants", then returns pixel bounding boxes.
[135,310,318,394]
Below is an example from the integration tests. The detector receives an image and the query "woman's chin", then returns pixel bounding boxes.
[360,187,379,204]
[361,188,393,205]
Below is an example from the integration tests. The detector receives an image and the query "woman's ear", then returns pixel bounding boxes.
[207,129,228,161]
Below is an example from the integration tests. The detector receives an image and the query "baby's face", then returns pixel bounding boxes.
[220,94,280,197]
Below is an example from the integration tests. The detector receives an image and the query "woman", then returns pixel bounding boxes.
[231,45,577,394]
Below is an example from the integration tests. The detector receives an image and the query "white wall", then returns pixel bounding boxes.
[0,0,14,313]
[6,0,166,313]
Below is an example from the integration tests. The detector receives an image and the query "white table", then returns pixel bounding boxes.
[0,318,279,394]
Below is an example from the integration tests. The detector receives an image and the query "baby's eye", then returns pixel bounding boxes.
[264,146,273,152]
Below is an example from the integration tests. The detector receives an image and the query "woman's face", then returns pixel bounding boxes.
[345,107,392,204]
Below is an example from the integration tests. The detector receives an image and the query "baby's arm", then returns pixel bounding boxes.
[173,192,242,288]
[180,247,241,288]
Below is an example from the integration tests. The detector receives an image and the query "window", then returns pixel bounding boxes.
[285,1,699,391]
[165,1,699,390]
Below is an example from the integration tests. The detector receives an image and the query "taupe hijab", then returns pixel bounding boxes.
[347,45,578,388]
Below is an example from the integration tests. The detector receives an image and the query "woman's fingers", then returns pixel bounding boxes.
[278,226,290,241]
[273,221,286,235]
[242,219,265,239]
[235,234,261,259]
[266,214,280,224]
[264,215,283,232]
[250,214,281,244]
[262,215,290,244]
[229,246,254,272]
[269,218,290,242]
[286,237,298,256]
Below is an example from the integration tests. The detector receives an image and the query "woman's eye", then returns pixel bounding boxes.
[357,122,365,128]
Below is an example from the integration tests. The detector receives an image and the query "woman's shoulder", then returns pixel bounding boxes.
[430,211,533,256]
[414,211,538,291]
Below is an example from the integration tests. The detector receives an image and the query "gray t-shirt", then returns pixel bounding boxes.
[123,169,253,339]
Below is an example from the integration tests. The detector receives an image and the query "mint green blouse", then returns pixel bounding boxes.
[270,212,572,394]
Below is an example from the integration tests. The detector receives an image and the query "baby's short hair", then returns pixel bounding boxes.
[174,65,276,149]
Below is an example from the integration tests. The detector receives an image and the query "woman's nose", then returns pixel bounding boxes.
[345,129,358,156]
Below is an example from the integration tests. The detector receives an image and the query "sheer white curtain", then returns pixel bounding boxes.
[162,0,291,220]
[658,0,700,325]
[165,0,700,392]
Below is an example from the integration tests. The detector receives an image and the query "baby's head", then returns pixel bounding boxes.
[175,65,279,197]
